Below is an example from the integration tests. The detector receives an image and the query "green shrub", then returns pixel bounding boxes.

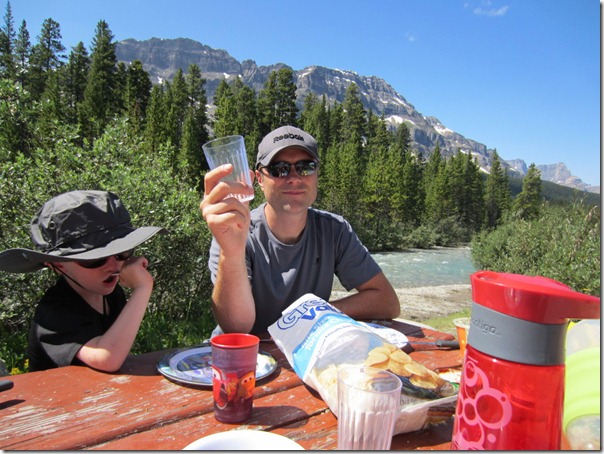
[0,119,215,373]
[403,223,438,249]
[471,201,600,296]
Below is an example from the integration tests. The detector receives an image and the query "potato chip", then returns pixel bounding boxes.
[389,350,412,364]
[365,351,389,369]
[388,360,412,377]
[383,343,398,353]
[371,346,394,357]
[366,351,388,363]
[403,362,429,377]
[410,375,439,389]
[424,369,446,386]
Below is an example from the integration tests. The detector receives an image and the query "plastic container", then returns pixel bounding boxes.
[563,319,600,450]
[453,317,470,357]
[451,271,600,450]
[210,333,260,423]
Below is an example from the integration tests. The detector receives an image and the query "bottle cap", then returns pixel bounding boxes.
[471,271,600,324]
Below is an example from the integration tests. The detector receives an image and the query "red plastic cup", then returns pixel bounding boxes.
[210,333,260,423]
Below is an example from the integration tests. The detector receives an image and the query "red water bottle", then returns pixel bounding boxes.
[451,271,600,450]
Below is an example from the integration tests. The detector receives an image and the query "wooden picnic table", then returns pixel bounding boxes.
[0,319,463,450]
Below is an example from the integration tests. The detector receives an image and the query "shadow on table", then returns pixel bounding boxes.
[392,417,454,450]
[249,404,316,429]
[0,399,24,410]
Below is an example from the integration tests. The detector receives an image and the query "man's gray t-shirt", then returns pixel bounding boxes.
[209,203,382,333]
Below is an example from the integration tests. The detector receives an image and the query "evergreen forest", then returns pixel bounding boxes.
[0,7,600,374]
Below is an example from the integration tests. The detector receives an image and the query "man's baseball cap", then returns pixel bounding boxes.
[256,125,319,168]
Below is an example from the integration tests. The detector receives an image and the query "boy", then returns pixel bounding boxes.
[0,190,167,372]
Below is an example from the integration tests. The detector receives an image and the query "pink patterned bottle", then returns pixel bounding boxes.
[451,271,600,450]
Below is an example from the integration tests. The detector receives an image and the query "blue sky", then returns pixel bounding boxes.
[10,0,601,186]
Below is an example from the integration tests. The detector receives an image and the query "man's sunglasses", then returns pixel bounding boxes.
[76,249,135,269]
[260,160,319,178]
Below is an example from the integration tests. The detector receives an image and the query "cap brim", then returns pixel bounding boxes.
[0,226,167,273]
[257,145,319,168]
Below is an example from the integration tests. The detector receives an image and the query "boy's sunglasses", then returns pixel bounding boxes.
[76,249,135,269]
[260,160,318,178]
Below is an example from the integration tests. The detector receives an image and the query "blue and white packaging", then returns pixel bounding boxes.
[268,293,459,434]
[268,293,387,383]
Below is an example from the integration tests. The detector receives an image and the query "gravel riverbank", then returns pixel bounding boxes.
[394,284,472,322]
[331,284,472,334]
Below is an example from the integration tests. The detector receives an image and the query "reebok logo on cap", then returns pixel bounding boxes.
[273,132,305,144]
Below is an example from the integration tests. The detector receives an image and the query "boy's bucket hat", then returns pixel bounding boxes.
[0,190,167,273]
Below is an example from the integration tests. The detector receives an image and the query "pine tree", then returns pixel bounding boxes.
[484,150,511,228]
[401,150,425,226]
[512,163,542,220]
[39,66,64,124]
[28,18,65,101]
[79,20,117,143]
[256,68,298,136]
[164,69,188,157]
[391,123,410,222]
[231,78,258,150]
[113,61,127,114]
[361,116,399,248]
[124,59,152,134]
[299,93,329,159]
[144,84,168,153]
[212,79,236,138]
[0,1,15,79]
[327,103,344,148]
[274,67,297,126]
[179,63,209,187]
[394,123,424,227]
[299,92,318,132]
[64,42,89,125]
[341,83,366,146]
[460,151,485,234]
[423,145,452,225]
[13,20,30,88]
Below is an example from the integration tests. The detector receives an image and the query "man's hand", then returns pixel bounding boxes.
[200,165,254,255]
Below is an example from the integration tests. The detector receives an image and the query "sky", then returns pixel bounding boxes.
[9,0,602,186]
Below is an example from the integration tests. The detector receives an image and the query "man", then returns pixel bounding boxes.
[200,125,400,334]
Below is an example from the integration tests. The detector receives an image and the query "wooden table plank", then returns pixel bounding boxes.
[0,344,297,450]
[276,410,338,450]
[0,320,463,451]
[90,382,331,450]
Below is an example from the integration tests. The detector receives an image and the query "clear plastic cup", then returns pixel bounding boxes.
[202,135,254,202]
[337,365,402,450]
[210,333,259,423]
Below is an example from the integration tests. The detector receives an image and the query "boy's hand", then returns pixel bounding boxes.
[119,256,153,290]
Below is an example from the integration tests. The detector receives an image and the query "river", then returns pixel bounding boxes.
[333,247,476,291]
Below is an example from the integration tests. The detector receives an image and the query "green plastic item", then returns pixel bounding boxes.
[563,319,600,450]
[563,347,600,428]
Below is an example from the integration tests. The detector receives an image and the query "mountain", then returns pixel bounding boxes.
[116,38,599,194]
[506,160,598,194]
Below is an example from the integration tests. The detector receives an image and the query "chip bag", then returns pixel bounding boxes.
[268,293,458,434]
